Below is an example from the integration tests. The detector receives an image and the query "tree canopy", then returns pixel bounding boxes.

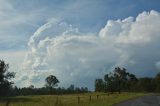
[45,75,59,88]
[95,67,160,93]
[0,60,15,97]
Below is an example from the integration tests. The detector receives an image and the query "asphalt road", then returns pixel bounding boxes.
[113,95,160,106]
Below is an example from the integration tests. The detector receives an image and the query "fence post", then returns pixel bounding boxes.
[78,96,80,104]
[97,95,99,100]
[89,95,91,102]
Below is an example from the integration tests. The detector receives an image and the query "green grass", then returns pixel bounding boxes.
[0,92,146,106]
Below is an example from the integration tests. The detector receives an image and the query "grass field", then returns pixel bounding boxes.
[0,92,146,106]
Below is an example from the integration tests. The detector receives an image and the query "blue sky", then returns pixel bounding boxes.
[0,0,160,89]
[1,0,160,51]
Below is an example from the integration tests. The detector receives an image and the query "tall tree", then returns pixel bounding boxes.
[0,60,15,97]
[95,78,105,92]
[104,73,116,93]
[112,67,129,93]
[104,67,137,93]
[45,75,59,94]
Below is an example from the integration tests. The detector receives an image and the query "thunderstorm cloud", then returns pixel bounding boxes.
[16,10,160,89]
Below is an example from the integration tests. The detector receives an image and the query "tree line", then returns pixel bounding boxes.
[0,60,88,97]
[95,67,160,93]
[1,60,160,97]
[10,84,88,96]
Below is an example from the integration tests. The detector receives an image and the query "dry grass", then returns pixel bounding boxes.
[0,92,146,106]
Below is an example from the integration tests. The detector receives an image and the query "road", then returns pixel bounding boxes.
[113,94,160,106]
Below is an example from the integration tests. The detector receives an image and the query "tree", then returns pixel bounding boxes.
[126,73,138,91]
[68,84,74,91]
[153,72,160,92]
[67,84,75,93]
[0,60,15,97]
[95,78,105,92]
[45,75,59,93]
[137,77,153,92]
[156,72,160,77]
[104,73,116,93]
[29,85,34,89]
[113,67,129,93]
[104,67,137,93]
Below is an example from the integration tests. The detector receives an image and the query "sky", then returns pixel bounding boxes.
[0,0,160,90]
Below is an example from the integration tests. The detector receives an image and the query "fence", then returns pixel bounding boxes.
[75,94,110,104]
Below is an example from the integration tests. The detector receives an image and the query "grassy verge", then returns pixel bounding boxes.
[0,92,146,106]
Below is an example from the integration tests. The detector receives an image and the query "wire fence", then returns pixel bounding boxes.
[55,93,111,105]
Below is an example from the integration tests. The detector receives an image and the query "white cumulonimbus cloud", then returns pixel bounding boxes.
[17,10,160,89]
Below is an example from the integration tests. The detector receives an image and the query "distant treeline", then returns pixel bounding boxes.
[1,60,160,97]
[95,67,160,93]
[10,85,88,96]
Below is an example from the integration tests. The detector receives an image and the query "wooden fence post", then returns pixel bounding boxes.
[78,96,80,104]
[97,95,99,100]
[89,95,91,102]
